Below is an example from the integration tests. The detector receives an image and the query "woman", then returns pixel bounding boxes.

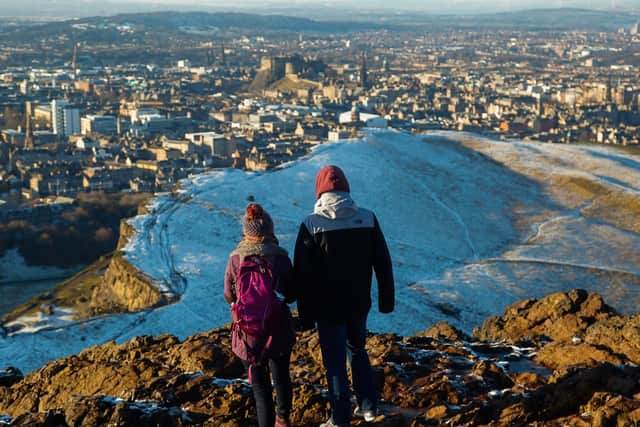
[224,203,296,427]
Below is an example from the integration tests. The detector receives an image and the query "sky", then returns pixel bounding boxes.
[101,0,638,12]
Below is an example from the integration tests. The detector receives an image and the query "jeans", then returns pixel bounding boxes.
[317,314,377,425]
[243,353,293,427]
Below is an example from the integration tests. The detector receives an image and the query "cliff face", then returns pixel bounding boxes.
[1,290,639,427]
[89,218,168,315]
[90,254,167,314]
[116,219,138,251]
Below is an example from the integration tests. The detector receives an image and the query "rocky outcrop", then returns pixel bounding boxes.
[90,254,167,314]
[474,289,616,343]
[116,219,138,251]
[474,289,640,369]
[90,215,169,315]
[1,290,639,426]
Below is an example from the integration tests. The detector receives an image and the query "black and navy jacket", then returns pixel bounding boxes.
[293,206,395,329]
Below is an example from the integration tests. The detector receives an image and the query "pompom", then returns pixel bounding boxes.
[246,203,264,220]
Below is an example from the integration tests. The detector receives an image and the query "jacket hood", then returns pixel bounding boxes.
[313,191,358,220]
[315,165,350,199]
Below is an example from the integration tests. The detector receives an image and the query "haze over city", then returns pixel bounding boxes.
[3,0,639,18]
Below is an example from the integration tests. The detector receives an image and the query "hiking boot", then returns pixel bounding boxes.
[275,416,290,427]
[319,419,348,427]
[354,406,377,422]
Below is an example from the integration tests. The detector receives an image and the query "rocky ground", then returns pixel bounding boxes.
[1,289,639,426]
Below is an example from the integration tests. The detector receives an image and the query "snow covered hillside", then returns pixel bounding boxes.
[2,130,639,373]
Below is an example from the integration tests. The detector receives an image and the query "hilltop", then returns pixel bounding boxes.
[2,130,640,375]
[0,11,382,45]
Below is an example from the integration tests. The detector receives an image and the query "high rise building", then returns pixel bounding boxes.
[360,52,368,88]
[52,100,81,137]
[24,101,34,149]
[81,115,117,135]
[52,99,68,135]
[631,22,639,36]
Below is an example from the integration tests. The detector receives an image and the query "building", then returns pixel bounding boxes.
[80,115,117,135]
[185,132,237,157]
[52,100,81,137]
[75,137,100,151]
[130,107,161,124]
[34,105,52,126]
[339,109,387,128]
[82,168,114,192]
[328,129,351,142]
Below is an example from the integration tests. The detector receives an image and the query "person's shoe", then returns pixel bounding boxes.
[275,416,290,427]
[319,419,348,427]
[354,406,377,422]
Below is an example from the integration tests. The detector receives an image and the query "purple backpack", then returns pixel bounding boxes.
[231,256,283,365]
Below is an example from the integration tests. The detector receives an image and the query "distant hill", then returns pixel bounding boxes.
[369,8,639,31]
[472,8,638,31]
[2,8,638,44]
[0,11,384,44]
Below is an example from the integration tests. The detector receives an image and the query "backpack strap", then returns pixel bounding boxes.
[242,333,273,384]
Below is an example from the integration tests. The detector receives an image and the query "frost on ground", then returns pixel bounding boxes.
[1,130,639,374]
[99,396,193,422]
[3,306,77,335]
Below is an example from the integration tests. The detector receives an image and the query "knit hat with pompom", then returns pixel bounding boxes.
[242,203,274,238]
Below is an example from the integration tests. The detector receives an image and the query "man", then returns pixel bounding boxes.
[293,165,395,427]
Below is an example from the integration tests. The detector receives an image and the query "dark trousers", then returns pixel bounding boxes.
[243,353,293,427]
[317,314,377,425]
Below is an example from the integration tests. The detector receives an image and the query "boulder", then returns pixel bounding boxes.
[473,289,615,344]
[416,321,470,342]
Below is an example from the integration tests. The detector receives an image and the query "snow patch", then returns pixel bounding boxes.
[211,377,249,389]
[99,395,192,421]
[4,306,76,335]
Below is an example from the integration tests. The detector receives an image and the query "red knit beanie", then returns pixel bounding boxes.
[315,165,350,199]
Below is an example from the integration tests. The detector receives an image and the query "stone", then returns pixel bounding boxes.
[473,289,615,345]
[417,322,470,342]
[425,404,449,419]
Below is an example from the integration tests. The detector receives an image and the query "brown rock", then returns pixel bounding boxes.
[511,372,546,391]
[64,395,192,427]
[580,392,640,427]
[474,289,615,344]
[535,342,626,370]
[471,360,514,390]
[584,314,640,365]
[417,322,470,342]
[425,404,449,419]
[90,255,166,314]
[6,410,66,426]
